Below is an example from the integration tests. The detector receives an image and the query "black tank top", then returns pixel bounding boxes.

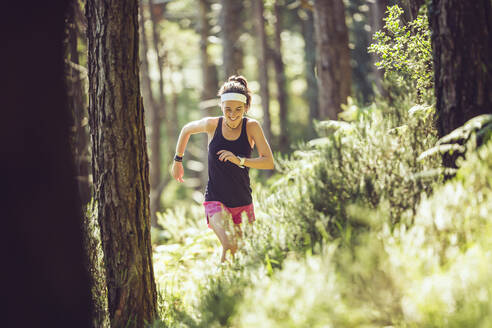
[204,116,253,207]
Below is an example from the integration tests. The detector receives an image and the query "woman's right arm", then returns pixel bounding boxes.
[172,117,213,182]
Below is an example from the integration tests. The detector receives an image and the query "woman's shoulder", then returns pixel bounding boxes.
[246,117,261,131]
[204,116,221,132]
[207,116,221,124]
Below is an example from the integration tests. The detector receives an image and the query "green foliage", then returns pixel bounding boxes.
[229,134,492,328]
[271,97,441,248]
[196,268,249,328]
[151,94,441,325]
[368,5,433,104]
[153,109,492,327]
[385,139,492,326]
[152,204,217,327]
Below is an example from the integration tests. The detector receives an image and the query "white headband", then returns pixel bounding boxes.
[220,92,247,103]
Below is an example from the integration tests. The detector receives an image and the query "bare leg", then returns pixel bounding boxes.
[209,211,235,263]
[229,223,242,258]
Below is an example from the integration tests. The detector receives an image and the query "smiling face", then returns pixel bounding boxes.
[221,100,248,128]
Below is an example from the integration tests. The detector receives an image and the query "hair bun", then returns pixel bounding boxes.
[228,75,248,88]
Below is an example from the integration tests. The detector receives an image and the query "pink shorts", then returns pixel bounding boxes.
[203,201,255,229]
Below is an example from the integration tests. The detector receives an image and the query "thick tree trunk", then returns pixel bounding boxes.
[429,0,492,139]
[252,0,273,144]
[2,2,92,327]
[86,0,158,327]
[299,6,319,138]
[220,0,244,78]
[65,2,109,327]
[313,0,351,120]
[273,0,289,151]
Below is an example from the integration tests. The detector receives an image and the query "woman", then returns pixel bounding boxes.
[171,75,275,264]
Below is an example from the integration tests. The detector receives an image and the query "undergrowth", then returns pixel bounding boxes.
[148,4,492,327]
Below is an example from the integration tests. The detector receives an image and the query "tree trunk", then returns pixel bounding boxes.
[149,0,175,161]
[402,0,426,22]
[167,59,180,152]
[299,5,319,138]
[65,2,110,327]
[313,0,351,120]
[140,0,161,228]
[86,0,158,326]
[429,0,492,140]
[149,0,168,227]
[149,0,166,168]
[369,0,389,99]
[2,2,92,326]
[220,0,244,78]
[252,0,273,144]
[198,0,219,188]
[199,0,220,101]
[66,0,91,206]
[273,0,289,151]
[346,0,375,105]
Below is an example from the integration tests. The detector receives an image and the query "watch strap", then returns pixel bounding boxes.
[238,156,245,168]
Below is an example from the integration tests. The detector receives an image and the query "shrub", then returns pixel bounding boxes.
[267,97,441,248]
[231,136,492,328]
[368,4,433,104]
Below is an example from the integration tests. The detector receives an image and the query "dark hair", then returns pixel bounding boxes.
[217,75,252,108]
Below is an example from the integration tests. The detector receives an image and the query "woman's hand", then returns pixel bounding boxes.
[217,150,240,166]
[171,161,184,183]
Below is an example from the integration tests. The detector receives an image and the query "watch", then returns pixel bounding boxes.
[237,156,245,168]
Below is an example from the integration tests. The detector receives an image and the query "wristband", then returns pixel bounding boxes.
[237,156,245,168]
[174,154,183,162]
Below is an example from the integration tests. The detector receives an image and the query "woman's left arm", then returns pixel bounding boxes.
[218,120,275,170]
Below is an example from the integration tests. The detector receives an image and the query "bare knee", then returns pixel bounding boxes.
[209,213,222,229]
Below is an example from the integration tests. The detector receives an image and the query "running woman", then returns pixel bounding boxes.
[171,75,275,263]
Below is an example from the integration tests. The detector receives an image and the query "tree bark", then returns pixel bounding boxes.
[313,0,351,120]
[2,2,92,327]
[65,2,110,327]
[273,0,289,151]
[86,0,158,326]
[66,0,92,206]
[220,0,244,78]
[252,0,273,144]
[429,0,492,140]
